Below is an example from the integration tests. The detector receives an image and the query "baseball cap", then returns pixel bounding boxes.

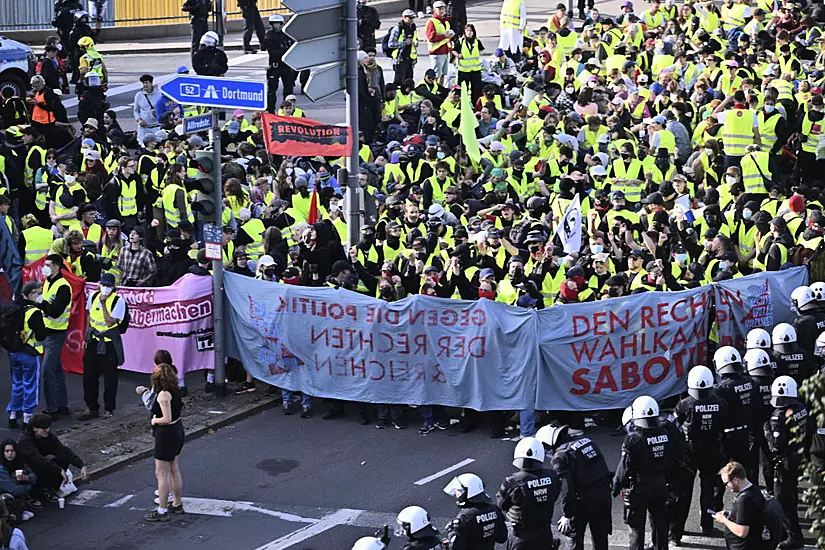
[479,268,495,280]
[611,190,626,202]
[643,192,664,205]
[233,109,244,118]
[285,94,297,102]
[433,0,446,7]
[84,118,99,129]
[495,48,504,57]
[490,141,506,152]
[402,8,416,17]
[622,0,633,7]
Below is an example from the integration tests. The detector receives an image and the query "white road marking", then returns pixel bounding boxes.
[234,502,316,523]
[254,508,361,550]
[103,494,135,508]
[413,457,476,486]
[69,489,104,505]
[111,104,132,113]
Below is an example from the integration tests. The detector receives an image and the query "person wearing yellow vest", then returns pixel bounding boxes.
[7,281,47,427]
[21,127,47,199]
[426,1,455,86]
[756,216,795,271]
[713,90,761,168]
[50,161,85,233]
[389,10,419,85]
[640,0,666,29]
[77,36,108,88]
[105,157,142,234]
[235,208,266,261]
[161,164,194,232]
[38,254,73,418]
[452,24,484,103]
[79,272,126,420]
[798,94,825,183]
[739,144,771,200]
[20,214,53,265]
[499,0,527,60]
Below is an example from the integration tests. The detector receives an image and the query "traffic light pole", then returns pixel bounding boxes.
[214,0,225,47]
[211,108,227,397]
[345,0,361,248]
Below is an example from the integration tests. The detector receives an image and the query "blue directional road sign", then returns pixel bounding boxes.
[160,75,266,111]
[183,113,214,134]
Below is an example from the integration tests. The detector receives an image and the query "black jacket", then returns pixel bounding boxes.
[263,29,293,67]
[18,430,84,477]
[193,47,228,76]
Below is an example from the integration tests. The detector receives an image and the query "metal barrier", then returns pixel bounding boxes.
[0,0,288,31]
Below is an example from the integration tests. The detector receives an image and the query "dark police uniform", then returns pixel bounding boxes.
[497,467,560,549]
[263,26,296,111]
[403,536,443,550]
[792,308,825,354]
[777,347,817,385]
[715,372,761,477]
[446,500,507,550]
[672,393,727,537]
[749,370,775,490]
[765,397,813,547]
[550,436,612,550]
[613,423,678,550]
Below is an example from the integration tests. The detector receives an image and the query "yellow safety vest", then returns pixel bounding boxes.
[22,226,53,264]
[241,218,265,260]
[53,182,84,232]
[457,39,482,72]
[392,27,418,60]
[88,291,119,338]
[740,152,771,194]
[655,129,676,154]
[24,146,46,187]
[500,0,522,29]
[118,178,138,217]
[22,306,43,355]
[496,278,520,305]
[801,113,824,154]
[722,108,755,156]
[162,183,193,228]
[427,17,452,52]
[611,158,643,180]
[770,79,794,103]
[723,3,748,31]
[43,277,72,331]
[757,112,780,152]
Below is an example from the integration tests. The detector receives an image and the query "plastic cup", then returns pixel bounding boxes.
[58,497,65,509]
[14,470,22,479]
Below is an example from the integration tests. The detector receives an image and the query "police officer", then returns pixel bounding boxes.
[744,348,776,494]
[536,424,612,550]
[713,346,761,477]
[791,285,825,354]
[671,366,727,540]
[193,31,228,77]
[442,473,507,549]
[352,537,388,550]
[765,376,813,550]
[264,14,296,112]
[772,323,817,385]
[749,326,791,377]
[182,0,211,58]
[612,396,677,550]
[497,437,560,550]
[396,506,444,549]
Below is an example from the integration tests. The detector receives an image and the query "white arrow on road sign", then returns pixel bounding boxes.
[284,5,344,42]
[304,62,345,102]
[283,34,345,72]
[282,0,344,12]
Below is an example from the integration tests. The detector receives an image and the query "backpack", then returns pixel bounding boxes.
[91,291,130,334]
[0,303,25,353]
[761,494,785,550]
[381,29,393,57]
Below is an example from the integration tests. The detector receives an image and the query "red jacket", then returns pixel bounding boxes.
[425,15,453,55]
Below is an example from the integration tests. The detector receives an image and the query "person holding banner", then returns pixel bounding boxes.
[38,254,73,421]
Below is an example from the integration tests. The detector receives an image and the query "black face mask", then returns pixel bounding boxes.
[361,233,375,245]
[608,287,621,297]
[380,286,394,298]
[620,152,631,160]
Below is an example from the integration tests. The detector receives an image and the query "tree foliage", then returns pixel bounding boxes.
[800,370,825,549]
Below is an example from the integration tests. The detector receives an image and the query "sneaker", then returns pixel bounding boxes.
[244,49,258,54]
[7,416,16,429]
[168,503,185,514]
[235,381,256,394]
[28,498,42,509]
[21,511,33,522]
[56,407,70,415]
[144,509,169,522]
[43,490,59,503]
[376,418,390,429]
[282,401,294,416]
[778,539,804,550]
[418,424,435,435]
[205,381,215,393]
[392,420,407,430]
[103,411,114,419]
[78,409,100,421]
[300,406,312,419]
[434,421,449,431]
[22,413,32,425]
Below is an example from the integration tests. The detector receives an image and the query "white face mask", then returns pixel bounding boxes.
[590,244,604,254]
[100,286,113,296]
[34,294,44,304]
[565,86,575,93]
[41,266,52,278]
[704,148,713,156]
[65,174,76,183]
[725,176,737,185]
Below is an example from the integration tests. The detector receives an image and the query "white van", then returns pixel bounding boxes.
[0,36,35,97]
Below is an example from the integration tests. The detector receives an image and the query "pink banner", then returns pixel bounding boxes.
[86,274,215,374]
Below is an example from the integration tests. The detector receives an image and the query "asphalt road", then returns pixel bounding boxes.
[17,401,748,550]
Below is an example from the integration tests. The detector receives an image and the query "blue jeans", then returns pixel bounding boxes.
[520,409,536,437]
[420,405,446,426]
[282,389,311,408]
[42,332,69,412]
[7,352,40,414]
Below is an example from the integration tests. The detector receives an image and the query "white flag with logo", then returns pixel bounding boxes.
[554,194,582,254]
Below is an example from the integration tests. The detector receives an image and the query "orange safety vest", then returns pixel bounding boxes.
[31,91,55,124]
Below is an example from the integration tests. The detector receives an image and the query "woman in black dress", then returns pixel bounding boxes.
[138,363,184,522]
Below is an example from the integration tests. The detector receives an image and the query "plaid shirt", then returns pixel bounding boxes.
[117,245,156,286]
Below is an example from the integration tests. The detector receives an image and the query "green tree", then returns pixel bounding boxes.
[801,370,825,549]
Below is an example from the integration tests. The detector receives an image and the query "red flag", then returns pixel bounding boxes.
[307,188,319,225]
[261,114,352,157]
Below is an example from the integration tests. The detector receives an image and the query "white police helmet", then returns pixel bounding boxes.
[443,473,487,504]
[396,506,433,538]
[536,424,570,449]
[744,349,772,376]
[810,281,825,301]
[352,537,386,550]
[621,406,633,428]
[200,31,219,46]
[816,331,825,357]
[631,395,660,428]
[687,365,714,399]
[713,345,742,375]
[791,285,817,311]
[746,328,771,350]
[513,436,545,470]
[772,323,797,347]
[771,375,798,406]
[269,13,285,24]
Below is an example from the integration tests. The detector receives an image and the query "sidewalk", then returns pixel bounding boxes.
[0,356,278,480]
[94,32,248,56]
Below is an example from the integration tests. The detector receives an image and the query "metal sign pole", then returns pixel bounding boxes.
[215,0,225,47]
[211,108,226,396]
[345,0,361,248]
